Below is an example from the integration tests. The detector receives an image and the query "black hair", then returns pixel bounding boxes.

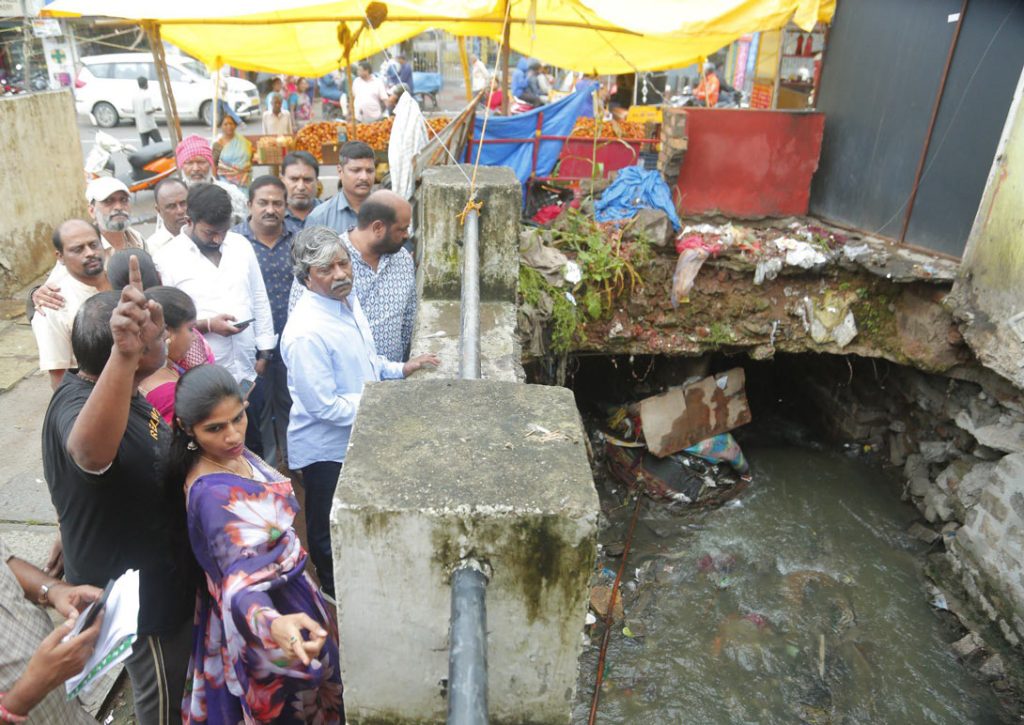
[165,364,244,491]
[154,177,187,204]
[282,150,319,177]
[107,249,160,290]
[248,174,287,203]
[145,286,196,329]
[186,183,233,226]
[358,61,372,74]
[357,195,398,229]
[339,140,375,166]
[137,76,148,89]
[52,219,101,253]
[71,291,120,376]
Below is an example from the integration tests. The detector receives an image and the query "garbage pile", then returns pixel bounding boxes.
[597,367,753,504]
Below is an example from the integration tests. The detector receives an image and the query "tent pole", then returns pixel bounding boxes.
[500,2,510,115]
[144,21,181,149]
[345,50,355,135]
[458,36,472,102]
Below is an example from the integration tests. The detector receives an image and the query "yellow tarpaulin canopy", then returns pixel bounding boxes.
[44,0,834,76]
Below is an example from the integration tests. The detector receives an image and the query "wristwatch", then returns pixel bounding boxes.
[256,350,275,362]
[37,582,53,606]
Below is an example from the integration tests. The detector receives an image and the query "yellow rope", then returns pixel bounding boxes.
[457,198,484,226]
[467,0,512,209]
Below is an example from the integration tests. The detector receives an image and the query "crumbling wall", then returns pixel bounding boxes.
[950,67,1024,391]
[0,91,87,297]
[786,354,1024,662]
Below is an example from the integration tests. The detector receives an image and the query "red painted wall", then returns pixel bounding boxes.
[675,109,825,218]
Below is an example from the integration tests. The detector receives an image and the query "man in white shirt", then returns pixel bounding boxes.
[30,177,144,317]
[31,220,111,389]
[154,183,276,386]
[469,53,490,94]
[131,76,161,146]
[261,93,294,136]
[352,61,389,123]
[145,177,188,255]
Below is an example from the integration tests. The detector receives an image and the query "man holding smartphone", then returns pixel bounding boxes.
[155,183,276,454]
[0,536,102,723]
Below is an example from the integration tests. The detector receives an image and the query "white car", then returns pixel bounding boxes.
[74,53,260,128]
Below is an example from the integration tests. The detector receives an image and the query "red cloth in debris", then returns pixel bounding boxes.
[532,204,564,225]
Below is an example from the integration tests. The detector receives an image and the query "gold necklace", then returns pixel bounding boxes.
[199,453,253,478]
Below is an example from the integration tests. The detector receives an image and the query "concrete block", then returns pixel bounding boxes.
[417,165,521,303]
[333,379,599,724]
[411,300,523,382]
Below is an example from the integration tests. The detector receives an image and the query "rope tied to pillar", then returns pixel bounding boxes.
[457,198,483,226]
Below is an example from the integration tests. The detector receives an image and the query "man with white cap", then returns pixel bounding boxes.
[31,177,145,316]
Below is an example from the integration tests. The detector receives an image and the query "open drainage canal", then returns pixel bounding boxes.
[542,353,1011,724]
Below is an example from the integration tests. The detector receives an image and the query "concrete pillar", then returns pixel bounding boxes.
[333,379,599,724]
[416,164,520,302]
[411,165,523,381]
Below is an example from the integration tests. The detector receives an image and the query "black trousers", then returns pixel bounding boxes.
[299,460,343,598]
[139,128,162,146]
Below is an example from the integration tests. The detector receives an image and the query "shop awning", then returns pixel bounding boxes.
[43,0,835,76]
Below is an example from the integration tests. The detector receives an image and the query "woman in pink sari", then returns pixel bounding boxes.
[140,286,216,423]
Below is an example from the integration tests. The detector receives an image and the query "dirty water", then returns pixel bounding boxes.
[574,446,1005,724]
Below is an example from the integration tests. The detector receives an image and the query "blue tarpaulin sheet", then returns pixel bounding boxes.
[468,80,597,187]
[594,166,682,231]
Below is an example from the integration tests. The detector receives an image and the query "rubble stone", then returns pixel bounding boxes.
[950,632,985,659]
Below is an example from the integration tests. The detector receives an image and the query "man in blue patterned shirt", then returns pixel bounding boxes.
[290,190,416,362]
[232,175,296,467]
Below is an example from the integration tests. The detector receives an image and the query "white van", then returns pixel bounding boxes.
[75,53,260,128]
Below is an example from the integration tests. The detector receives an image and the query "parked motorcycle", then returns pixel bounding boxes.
[321,95,347,121]
[84,131,177,193]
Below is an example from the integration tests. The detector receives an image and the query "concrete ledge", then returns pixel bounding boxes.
[334,379,599,724]
[411,300,523,382]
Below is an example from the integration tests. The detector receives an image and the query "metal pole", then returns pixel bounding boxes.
[459,207,481,380]
[898,0,968,244]
[448,563,489,725]
[21,0,31,93]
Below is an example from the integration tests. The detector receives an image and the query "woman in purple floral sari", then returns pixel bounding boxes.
[168,364,343,724]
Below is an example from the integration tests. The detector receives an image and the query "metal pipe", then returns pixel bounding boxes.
[460,207,481,380]
[448,563,489,725]
[898,0,968,244]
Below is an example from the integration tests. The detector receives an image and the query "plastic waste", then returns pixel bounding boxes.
[754,257,783,285]
[671,247,710,307]
[563,260,582,285]
[775,237,828,268]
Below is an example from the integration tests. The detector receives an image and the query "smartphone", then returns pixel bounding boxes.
[233,318,255,331]
[239,378,256,400]
[70,579,114,637]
